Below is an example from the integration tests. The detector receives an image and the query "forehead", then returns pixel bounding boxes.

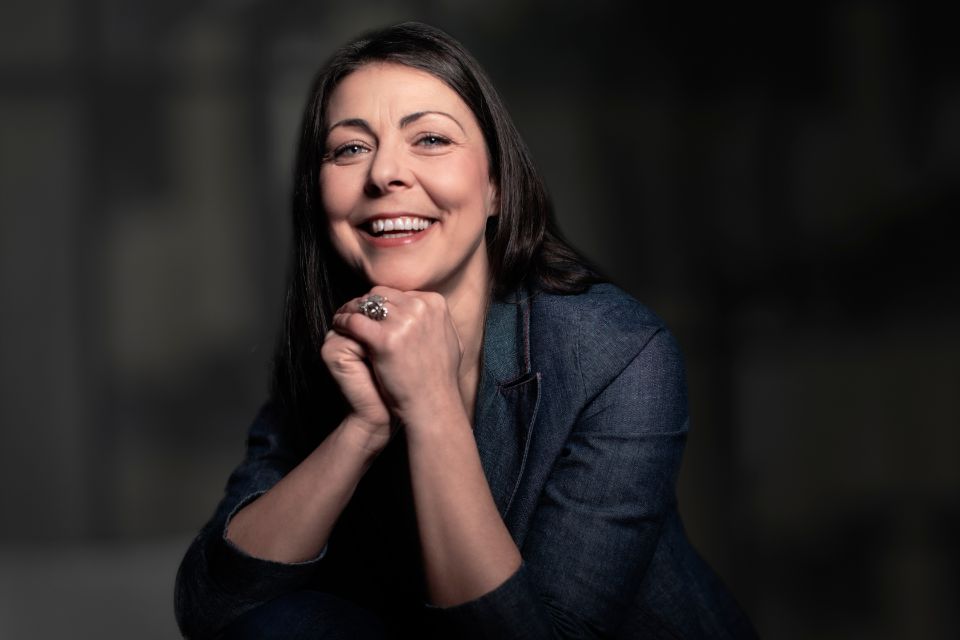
[326,62,473,121]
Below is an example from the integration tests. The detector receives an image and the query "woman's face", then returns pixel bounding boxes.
[320,62,497,296]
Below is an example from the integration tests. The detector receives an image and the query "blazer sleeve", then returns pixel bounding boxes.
[429,326,689,639]
[174,404,328,639]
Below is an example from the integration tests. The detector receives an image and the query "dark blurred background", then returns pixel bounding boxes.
[2,1,958,638]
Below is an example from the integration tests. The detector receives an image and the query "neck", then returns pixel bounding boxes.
[437,256,492,422]
[446,276,491,375]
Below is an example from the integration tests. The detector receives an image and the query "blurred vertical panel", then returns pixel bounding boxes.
[0,97,88,538]
[0,0,88,539]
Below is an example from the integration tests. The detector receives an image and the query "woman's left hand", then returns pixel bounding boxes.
[332,286,465,427]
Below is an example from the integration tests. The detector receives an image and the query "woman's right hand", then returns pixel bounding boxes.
[321,329,393,452]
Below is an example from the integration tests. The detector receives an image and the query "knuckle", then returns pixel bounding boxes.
[321,340,342,362]
[424,292,445,311]
[321,334,338,352]
[410,297,428,315]
[383,330,401,351]
[347,313,365,332]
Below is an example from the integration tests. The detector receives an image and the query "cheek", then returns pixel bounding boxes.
[427,158,492,212]
[319,169,356,222]
[326,220,363,268]
[318,170,362,261]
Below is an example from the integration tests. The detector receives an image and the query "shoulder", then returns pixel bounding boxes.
[530,282,672,355]
[529,283,685,400]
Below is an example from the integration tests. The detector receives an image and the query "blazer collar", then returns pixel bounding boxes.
[480,288,531,382]
[473,286,541,523]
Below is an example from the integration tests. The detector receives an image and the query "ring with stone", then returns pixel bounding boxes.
[358,294,389,321]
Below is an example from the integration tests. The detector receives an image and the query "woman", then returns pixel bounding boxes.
[175,21,756,639]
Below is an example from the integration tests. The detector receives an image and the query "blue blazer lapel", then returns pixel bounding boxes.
[473,290,541,522]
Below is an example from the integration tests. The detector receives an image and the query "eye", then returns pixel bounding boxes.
[326,141,371,162]
[414,133,452,149]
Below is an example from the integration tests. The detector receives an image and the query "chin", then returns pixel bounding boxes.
[365,269,436,293]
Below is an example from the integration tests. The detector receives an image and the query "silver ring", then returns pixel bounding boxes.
[358,294,389,321]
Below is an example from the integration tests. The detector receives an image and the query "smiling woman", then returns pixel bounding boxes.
[321,63,497,297]
[174,21,756,640]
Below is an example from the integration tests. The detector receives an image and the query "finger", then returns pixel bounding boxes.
[336,289,407,317]
[332,307,386,345]
[336,334,370,362]
[367,286,417,313]
[403,291,462,353]
[321,330,372,372]
[368,285,403,302]
[334,299,361,316]
[324,329,366,354]
[402,289,448,314]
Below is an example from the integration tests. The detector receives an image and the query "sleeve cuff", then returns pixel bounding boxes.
[422,562,553,639]
[206,491,326,598]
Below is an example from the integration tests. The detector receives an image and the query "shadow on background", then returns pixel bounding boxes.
[1,1,958,638]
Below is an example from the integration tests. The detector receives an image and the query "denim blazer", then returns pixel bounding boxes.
[175,283,756,639]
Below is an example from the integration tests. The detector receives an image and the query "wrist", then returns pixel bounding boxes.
[336,414,392,459]
[401,394,470,445]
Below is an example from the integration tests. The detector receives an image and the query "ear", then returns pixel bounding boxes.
[486,181,499,219]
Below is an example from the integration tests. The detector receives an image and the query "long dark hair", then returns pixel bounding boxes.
[272,22,603,437]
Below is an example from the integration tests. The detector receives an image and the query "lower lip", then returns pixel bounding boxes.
[360,222,437,248]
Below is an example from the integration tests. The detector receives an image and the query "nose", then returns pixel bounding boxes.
[364,140,413,198]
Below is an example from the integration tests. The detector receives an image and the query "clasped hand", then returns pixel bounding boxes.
[321,286,465,446]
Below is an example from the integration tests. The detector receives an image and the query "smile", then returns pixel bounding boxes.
[365,215,435,236]
[359,215,438,247]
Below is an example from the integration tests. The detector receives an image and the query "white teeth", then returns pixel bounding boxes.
[367,216,434,235]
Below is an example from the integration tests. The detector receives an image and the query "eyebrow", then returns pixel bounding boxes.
[399,111,466,133]
[327,110,466,138]
[327,118,376,139]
